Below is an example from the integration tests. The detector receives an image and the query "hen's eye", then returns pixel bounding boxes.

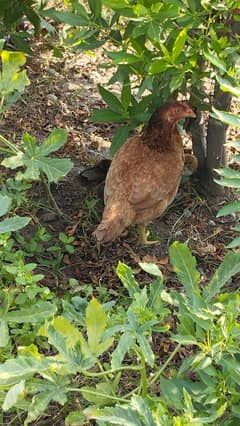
[176,108,180,113]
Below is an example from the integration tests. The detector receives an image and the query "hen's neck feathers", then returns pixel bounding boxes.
[142,119,180,152]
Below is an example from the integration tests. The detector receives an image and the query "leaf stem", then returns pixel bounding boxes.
[0,134,20,154]
[134,346,148,397]
[39,171,64,217]
[80,364,143,378]
[67,387,129,403]
[149,343,181,386]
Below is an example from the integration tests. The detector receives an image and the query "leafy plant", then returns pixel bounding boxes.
[211,77,240,248]
[1,242,240,424]
[0,194,30,234]
[0,50,30,120]
[1,128,73,216]
[0,175,32,209]
[0,0,42,54]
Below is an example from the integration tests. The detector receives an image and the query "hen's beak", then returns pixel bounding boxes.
[187,107,196,118]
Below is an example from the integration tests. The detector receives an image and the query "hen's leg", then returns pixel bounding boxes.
[138,224,160,245]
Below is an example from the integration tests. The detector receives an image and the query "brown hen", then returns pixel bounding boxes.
[94,101,196,244]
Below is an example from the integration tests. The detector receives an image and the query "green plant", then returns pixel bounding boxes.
[0,50,30,120]
[211,77,240,248]
[0,194,30,234]
[1,242,240,424]
[0,175,32,209]
[0,128,73,216]
[0,0,42,54]
[45,231,75,273]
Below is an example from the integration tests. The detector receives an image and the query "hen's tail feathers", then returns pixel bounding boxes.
[93,203,135,243]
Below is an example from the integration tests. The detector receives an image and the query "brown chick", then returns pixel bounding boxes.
[93,101,196,245]
[183,153,198,177]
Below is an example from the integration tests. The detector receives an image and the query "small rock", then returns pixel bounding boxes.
[47,93,58,102]
[174,230,183,238]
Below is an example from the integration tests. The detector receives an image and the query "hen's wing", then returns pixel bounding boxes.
[128,150,184,210]
[104,135,184,210]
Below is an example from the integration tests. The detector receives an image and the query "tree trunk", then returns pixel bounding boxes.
[190,81,232,196]
[204,84,232,195]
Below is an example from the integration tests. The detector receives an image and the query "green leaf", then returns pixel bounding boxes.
[215,167,240,179]
[65,411,86,426]
[160,376,184,410]
[116,262,140,297]
[49,316,83,347]
[110,126,131,156]
[22,157,73,183]
[2,380,25,411]
[6,301,57,323]
[107,51,141,65]
[137,334,154,367]
[169,242,201,304]
[226,236,240,249]
[130,396,155,426]
[147,22,161,43]
[205,251,240,301]
[169,72,184,93]
[0,319,9,347]
[0,52,29,93]
[111,332,135,369]
[0,194,11,216]
[93,405,144,425]
[171,28,188,62]
[91,108,127,123]
[2,152,25,170]
[156,5,180,21]
[139,262,163,277]
[2,130,72,183]
[215,177,240,188]
[148,277,164,311]
[40,8,89,25]
[0,216,30,234]
[98,85,123,113]
[86,298,107,354]
[94,396,157,424]
[10,33,33,55]
[102,0,130,10]
[88,0,102,17]
[0,356,53,386]
[216,75,240,97]
[24,391,54,425]
[121,79,131,111]
[148,59,169,74]
[203,50,227,72]
[0,39,5,50]
[211,107,240,127]
[37,157,73,183]
[38,128,68,156]
[217,201,240,216]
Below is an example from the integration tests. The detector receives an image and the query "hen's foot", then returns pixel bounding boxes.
[138,224,160,245]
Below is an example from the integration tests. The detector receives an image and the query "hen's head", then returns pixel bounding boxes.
[150,101,196,128]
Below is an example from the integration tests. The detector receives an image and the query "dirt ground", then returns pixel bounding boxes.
[1,36,240,298]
